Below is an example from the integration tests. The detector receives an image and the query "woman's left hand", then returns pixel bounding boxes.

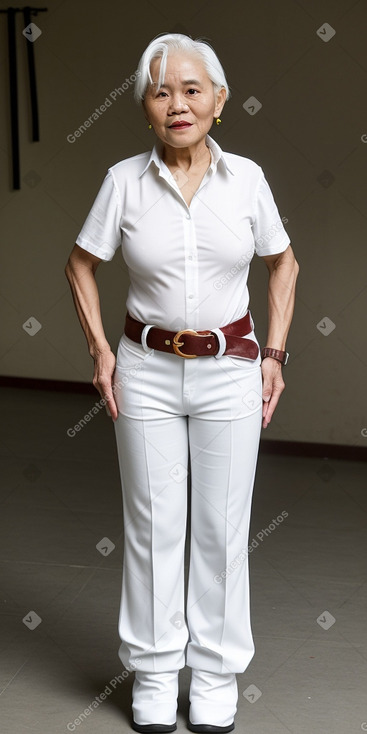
[261,358,285,429]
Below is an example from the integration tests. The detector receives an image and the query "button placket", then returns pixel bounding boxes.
[183,204,199,330]
[158,161,215,332]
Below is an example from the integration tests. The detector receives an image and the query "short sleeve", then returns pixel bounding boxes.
[75,169,122,261]
[252,170,290,256]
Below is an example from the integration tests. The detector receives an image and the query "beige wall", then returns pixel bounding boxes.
[1,0,366,447]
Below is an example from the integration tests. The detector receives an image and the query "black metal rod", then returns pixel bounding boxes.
[23,5,39,140]
[1,6,47,189]
[0,8,48,13]
[7,8,20,190]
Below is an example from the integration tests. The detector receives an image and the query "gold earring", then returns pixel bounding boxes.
[148,123,152,129]
[216,118,221,125]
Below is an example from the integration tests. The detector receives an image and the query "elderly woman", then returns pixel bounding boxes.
[65,32,299,734]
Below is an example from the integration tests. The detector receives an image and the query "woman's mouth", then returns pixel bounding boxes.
[169,122,192,129]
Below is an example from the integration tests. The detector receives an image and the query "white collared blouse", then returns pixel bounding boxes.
[76,133,290,332]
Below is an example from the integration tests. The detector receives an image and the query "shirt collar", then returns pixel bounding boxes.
[138,133,235,178]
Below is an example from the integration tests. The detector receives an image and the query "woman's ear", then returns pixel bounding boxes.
[214,86,227,119]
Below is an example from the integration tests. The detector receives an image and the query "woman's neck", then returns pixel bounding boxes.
[161,139,211,172]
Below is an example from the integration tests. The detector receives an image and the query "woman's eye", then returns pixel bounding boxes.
[157,89,199,97]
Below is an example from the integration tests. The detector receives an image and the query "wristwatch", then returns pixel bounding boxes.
[261,347,289,366]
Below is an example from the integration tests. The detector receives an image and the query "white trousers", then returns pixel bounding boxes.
[112,328,263,676]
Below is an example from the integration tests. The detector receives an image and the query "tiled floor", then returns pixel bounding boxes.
[0,385,366,734]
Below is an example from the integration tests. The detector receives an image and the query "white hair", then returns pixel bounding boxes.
[133,32,231,105]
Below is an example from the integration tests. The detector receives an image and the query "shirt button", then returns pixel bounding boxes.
[186,213,191,219]
[188,294,194,299]
[188,255,193,260]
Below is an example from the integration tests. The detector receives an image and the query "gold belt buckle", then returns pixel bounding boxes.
[172,328,216,358]
[172,329,198,358]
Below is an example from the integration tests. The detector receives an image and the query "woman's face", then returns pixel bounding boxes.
[142,52,226,149]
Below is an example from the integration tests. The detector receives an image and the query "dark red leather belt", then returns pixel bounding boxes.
[124,311,259,360]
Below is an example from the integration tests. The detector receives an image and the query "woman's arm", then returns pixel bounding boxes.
[65,244,118,421]
[260,244,299,429]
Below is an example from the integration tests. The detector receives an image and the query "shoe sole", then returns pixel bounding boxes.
[187,723,235,733]
[132,723,177,733]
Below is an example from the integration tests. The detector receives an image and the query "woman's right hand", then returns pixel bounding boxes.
[92,347,118,421]
[65,244,119,423]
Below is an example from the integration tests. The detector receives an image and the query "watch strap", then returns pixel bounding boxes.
[261,347,289,365]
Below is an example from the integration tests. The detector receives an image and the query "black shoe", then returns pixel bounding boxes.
[187,723,234,733]
[132,722,177,733]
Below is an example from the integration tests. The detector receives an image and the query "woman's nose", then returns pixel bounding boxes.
[168,95,189,113]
